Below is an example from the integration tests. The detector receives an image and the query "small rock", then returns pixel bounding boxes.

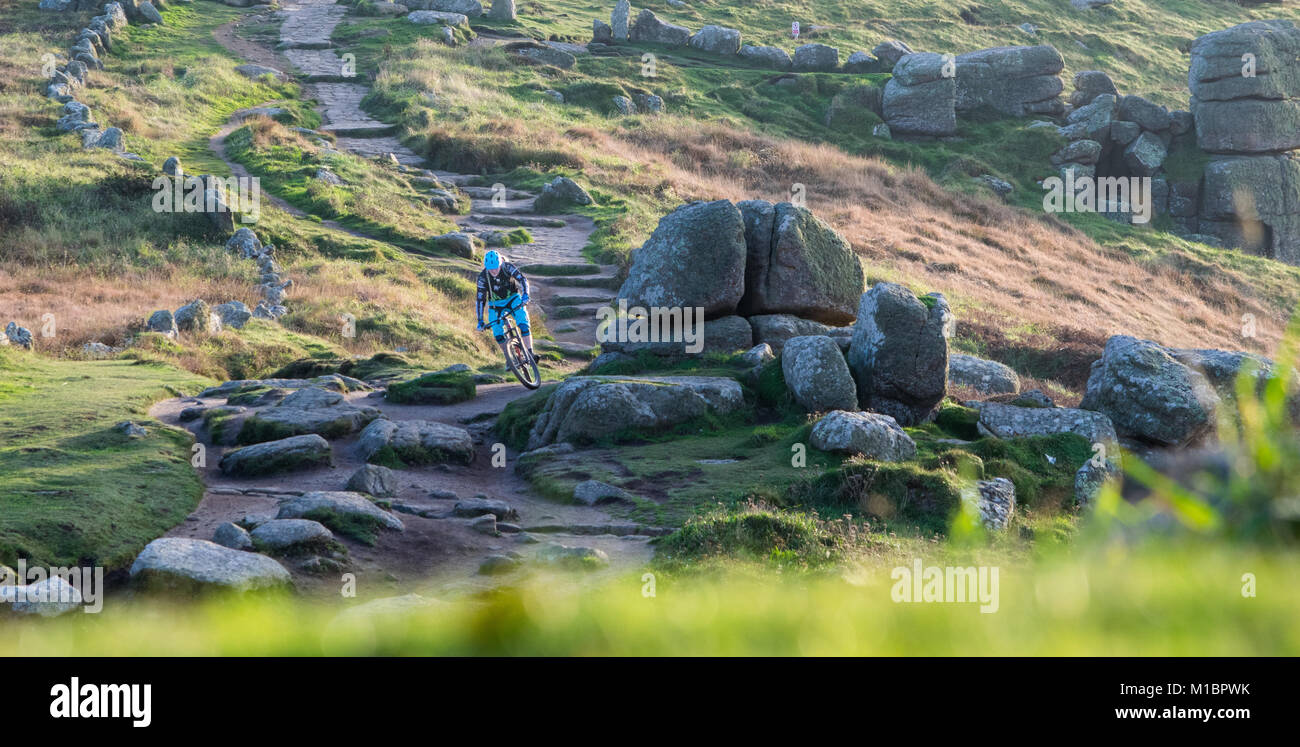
[213,522,253,551]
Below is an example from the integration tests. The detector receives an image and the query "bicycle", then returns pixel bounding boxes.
[487,297,541,390]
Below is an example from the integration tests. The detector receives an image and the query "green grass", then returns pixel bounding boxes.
[655,503,852,573]
[384,369,477,405]
[221,119,463,257]
[2,540,1297,655]
[301,507,387,547]
[0,348,213,570]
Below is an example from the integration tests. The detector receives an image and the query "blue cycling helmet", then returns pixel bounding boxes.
[483,250,502,271]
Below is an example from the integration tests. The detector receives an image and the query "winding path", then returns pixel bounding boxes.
[223,0,621,348]
[163,2,652,599]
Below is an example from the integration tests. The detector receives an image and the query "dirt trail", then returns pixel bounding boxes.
[150,382,657,600]
[145,4,651,599]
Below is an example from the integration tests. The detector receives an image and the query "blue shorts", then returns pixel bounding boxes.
[489,294,530,342]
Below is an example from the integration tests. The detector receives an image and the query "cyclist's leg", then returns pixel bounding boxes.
[512,300,535,360]
[489,301,510,357]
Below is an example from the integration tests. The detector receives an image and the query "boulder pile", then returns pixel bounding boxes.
[610,199,863,360]
[591,3,908,77]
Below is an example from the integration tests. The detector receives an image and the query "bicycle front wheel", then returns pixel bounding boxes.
[506,335,541,389]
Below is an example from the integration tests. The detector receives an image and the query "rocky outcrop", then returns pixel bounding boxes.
[356,419,475,465]
[1079,336,1221,447]
[781,335,857,412]
[736,201,863,324]
[954,45,1064,117]
[213,522,253,551]
[809,410,916,460]
[738,45,792,70]
[573,480,635,506]
[532,176,593,212]
[793,43,839,72]
[130,538,291,592]
[526,376,745,448]
[599,314,753,357]
[617,200,747,318]
[241,387,380,442]
[872,40,913,71]
[948,353,1020,395]
[219,434,333,476]
[405,0,481,16]
[276,491,405,531]
[1187,20,1300,260]
[250,519,334,551]
[1189,20,1300,155]
[968,401,1120,453]
[964,478,1015,530]
[883,53,956,137]
[346,464,398,497]
[629,9,691,46]
[487,0,515,21]
[847,283,951,426]
[1197,154,1300,263]
[611,0,630,41]
[690,25,741,56]
[747,314,835,352]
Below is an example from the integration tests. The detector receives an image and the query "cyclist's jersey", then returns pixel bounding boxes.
[476,262,529,321]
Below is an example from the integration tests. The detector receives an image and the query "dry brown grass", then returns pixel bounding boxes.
[0,263,257,352]
[590,119,1288,358]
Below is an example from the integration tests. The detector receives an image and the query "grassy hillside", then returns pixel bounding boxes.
[0,1,495,372]
[487,0,1300,106]
[0,347,212,570]
[362,5,1300,392]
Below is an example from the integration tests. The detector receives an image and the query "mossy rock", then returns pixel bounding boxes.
[384,370,476,405]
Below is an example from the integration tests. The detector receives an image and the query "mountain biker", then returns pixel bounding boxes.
[476,250,536,364]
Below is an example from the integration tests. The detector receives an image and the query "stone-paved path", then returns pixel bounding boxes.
[269,0,619,348]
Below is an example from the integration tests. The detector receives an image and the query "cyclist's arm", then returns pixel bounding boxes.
[508,264,529,299]
[475,272,486,325]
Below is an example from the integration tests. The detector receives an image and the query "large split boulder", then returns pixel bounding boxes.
[526,376,745,448]
[356,419,475,465]
[846,283,951,426]
[953,45,1065,117]
[1079,336,1221,447]
[781,335,858,412]
[883,53,957,137]
[617,200,747,318]
[1188,20,1300,154]
[219,434,332,476]
[129,538,291,593]
[240,387,380,442]
[809,410,916,461]
[736,201,863,324]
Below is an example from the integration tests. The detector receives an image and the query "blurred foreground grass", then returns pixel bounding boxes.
[3,540,1295,656]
